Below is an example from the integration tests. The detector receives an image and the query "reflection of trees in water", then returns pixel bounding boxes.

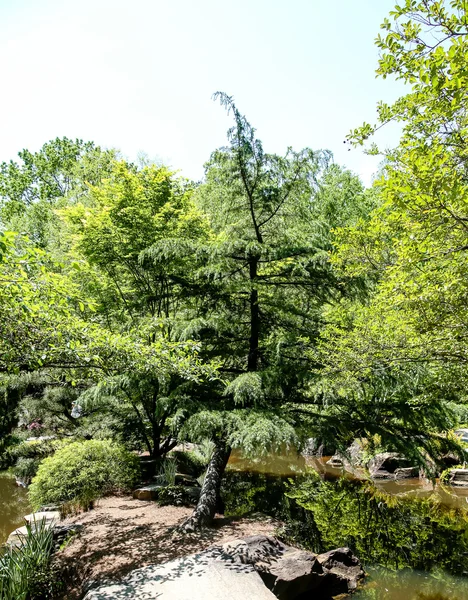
[283,474,468,576]
[0,475,31,544]
[353,568,468,600]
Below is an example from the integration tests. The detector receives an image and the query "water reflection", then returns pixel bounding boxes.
[226,451,468,596]
[0,472,31,545]
[354,568,468,600]
[228,450,468,510]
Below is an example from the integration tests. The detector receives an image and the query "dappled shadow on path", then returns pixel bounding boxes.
[54,496,278,599]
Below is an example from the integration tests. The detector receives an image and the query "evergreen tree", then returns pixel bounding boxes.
[179,94,366,529]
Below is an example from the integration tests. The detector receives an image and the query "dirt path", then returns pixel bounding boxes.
[55,495,280,599]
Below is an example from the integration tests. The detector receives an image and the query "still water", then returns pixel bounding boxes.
[0,472,31,546]
[354,568,468,600]
[227,451,468,599]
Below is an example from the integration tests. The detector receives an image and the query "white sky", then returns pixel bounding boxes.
[0,0,405,185]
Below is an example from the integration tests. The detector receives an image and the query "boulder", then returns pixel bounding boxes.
[222,536,323,600]
[394,467,420,479]
[83,536,364,600]
[302,438,335,458]
[316,547,365,595]
[445,468,468,487]
[24,511,61,525]
[132,484,164,500]
[222,536,364,599]
[368,453,418,480]
[326,455,344,468]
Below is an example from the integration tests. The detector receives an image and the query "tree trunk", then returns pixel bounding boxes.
[247,256,260,372]
[181,441,231,531]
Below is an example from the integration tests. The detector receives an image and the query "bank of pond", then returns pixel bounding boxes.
[1,452,468,599]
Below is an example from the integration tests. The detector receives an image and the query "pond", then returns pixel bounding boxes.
[0,472,31,546]
[225,451,468,599]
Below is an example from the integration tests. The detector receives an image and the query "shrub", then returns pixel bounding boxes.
[171,450,207,478]
[13,457,41,484]
[156,485,198,507]
[28,439,140,511]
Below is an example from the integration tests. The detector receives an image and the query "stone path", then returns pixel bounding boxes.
[84,548,276,600]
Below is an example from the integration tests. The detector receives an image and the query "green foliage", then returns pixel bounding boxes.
[171,450,207,477]
[0,518,57,600]
[155,485,198,507]
[13,458,41,482]
[0,137,115,248]
[285,473,468,574]
[155,457,177,486]
[221,471,286,518]
[28,439,140,511]
[309,1,468,460]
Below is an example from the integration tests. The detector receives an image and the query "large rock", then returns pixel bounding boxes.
[222,536,364,599]
[83,536,364,600]
[132,483,164,500]
[302,438,335,458]
[368,453,418,480]
[445,468,468,487]
[84,548,276,600]
[7,511,61,547]
[222,537,324,600]
[326,454,345,468]
[316,547,365,595]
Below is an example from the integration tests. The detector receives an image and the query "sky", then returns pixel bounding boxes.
[0,0,405,186]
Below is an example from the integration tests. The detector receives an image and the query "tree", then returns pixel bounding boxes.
[311,0,468,464]
[179,94,367,530]
[0,137,115,248]
[61,160,216,457]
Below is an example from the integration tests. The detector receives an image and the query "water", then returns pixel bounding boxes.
[354,568,468,599]
[0,472,31,546]
[228,450,468,509]
[226,451,468,599]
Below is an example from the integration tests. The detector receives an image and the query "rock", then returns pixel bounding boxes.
[83,536,364,600]
[24,511,61,525]
[83,548,276,600]
[302,438,335,457]
[132,484,164,500]
[346,439,366,466]
[394,467,420,479]
[316,547,365,595]
[53,523,83,545]
[222,536,363,600]
[445,468,468,487]
[326,454,344,468]
[7,511,61,546]
[368,452,417,480]
[222,535,286,565]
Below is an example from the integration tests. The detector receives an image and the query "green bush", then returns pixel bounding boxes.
[13,457,41,483]
[0,436,21,470]
[171,450,207,477]
[156,485,198,507]
[28,439,140,511]
[154,457,177,486]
